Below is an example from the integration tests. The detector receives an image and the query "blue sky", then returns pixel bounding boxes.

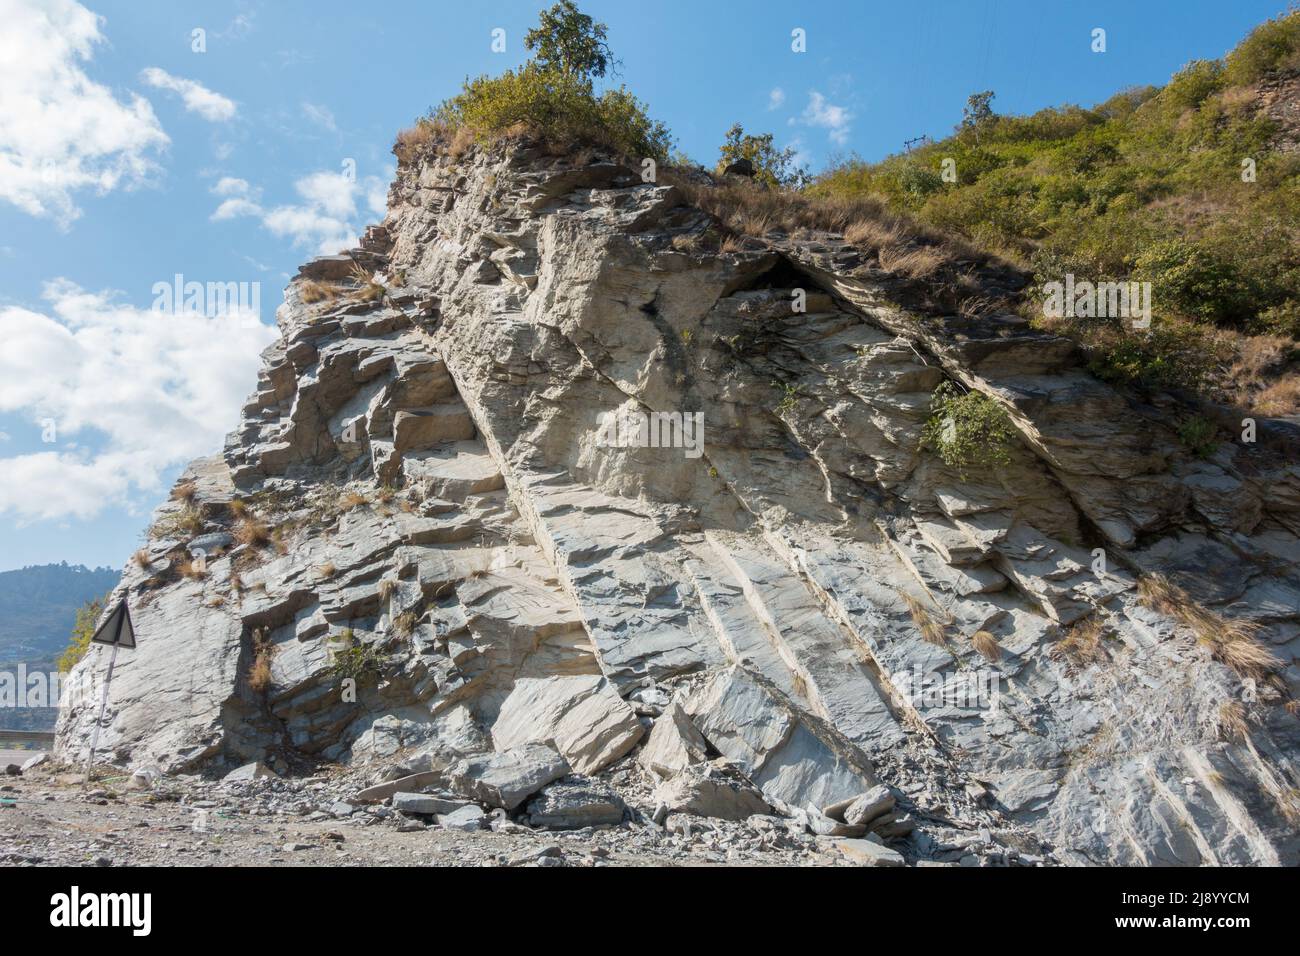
[0,0,1288,572]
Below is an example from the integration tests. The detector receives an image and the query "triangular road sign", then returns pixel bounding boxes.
[90,599,135,649]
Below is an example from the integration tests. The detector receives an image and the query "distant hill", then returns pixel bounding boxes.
[0,563,118,732]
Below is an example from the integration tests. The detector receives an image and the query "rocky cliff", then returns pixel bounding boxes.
[55,135,1300,866]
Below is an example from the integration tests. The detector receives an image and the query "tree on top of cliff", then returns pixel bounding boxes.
[525,1,618,84]
[415,2,672,163]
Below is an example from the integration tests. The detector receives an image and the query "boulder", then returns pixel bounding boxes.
[842,785,896,827]
[20,753,48,772]
[652,761,772,821]
[391,792,469,816]
[222,761,276,782]
[835,836,906,867]
[447,744,571,811]
[637,701,709,779]
[685,666,877,810]
[438,804,487,832]
[524,779,625,829]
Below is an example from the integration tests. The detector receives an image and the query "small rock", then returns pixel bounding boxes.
[835,837,905,867]
[438,804,486,832]
[391,792,467,816]
[842,785,896,827]
[223,761,277,783]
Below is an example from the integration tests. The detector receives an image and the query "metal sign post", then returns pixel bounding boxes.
[83,599,136,785]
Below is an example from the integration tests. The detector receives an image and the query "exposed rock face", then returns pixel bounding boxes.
[56,135,1300,866]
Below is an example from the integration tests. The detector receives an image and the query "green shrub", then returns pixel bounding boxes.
[1249,300,1300,338]
[329,641,382,681]
[1083,321,1224,391]
[1225,10,1300,85]
[1177,416,1220,458]
[433,64,672,161]
[1133,239,1254,325]
[57,596,108,673]
[716,123,808,188]
[922,382,1016,476]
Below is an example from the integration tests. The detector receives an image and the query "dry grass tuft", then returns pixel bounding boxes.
[247,628,274,694]
[903,593,948,647]
[234,515,272,548]
[394,122,438,165]
[1051,616,1109,668]
[348,262,386,302]
[338,490,370,512]
[970,629,1002,662]
[132,548,152,569]
[177,557,207,580]
[299,279,338,304]
[392,610,418,638]
[1218,700,1249,740]
[1138,573,1281,680]
[172,481,197,504]
[377,578,396,602]
[316,561,337,579]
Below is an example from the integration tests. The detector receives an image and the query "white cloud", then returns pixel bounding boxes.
[212,176,252,197]
[209,168,390,254]
[0,280,275,522]
[301,102,337,132]
[211,197,261,221]
[768,87,785,110]
[140,67,237,122]
[294,170,355,218]
[800,91,852,145]
[0,0,168,225]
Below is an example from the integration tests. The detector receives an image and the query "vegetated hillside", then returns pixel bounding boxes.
[0,563,117,661]
[811,11,1300,417]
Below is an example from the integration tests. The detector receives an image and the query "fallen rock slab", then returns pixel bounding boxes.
[525,779,625,829]
[391,792,469,816]
[222,761,277,782]
[438,804,487,832]
[685,666,877,810]
[448,744,570,811]
[352,770,445,804]
[653,761,772,821]
[835,836,905,867]
[843,785,896,827]
[637,701,709,780]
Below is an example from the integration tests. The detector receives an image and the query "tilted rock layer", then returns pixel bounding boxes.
[58,137,1300,865]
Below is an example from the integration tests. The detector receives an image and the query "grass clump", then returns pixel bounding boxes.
[1051,616,1110,669]
[299,279,337,305]
[247,628,275,694]
[328,632,383,681]
[1138,573,1282,680]
[902,593,949,648]
[234,515,272,548]
[970,629,1002,662]
[1177,415,1220,458]
[921,381,1016,476]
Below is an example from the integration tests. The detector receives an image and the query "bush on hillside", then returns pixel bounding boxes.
[428,64,672,163]
[1224,9,1300,85]
[921,382,1016,476]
